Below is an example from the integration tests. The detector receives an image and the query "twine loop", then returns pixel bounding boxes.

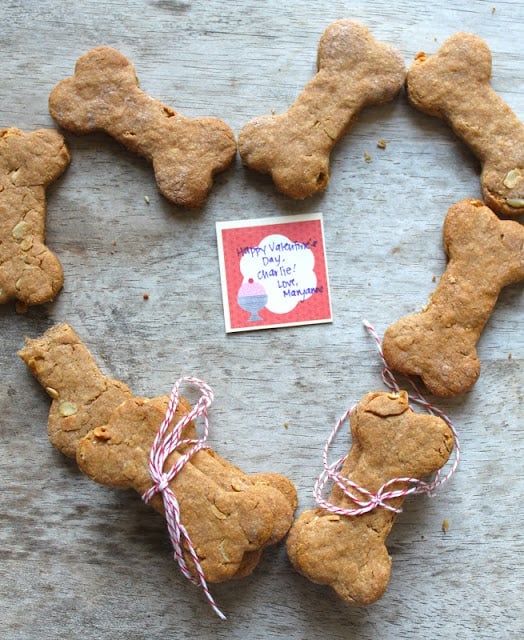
[313,321,461,517]
[142,376,226,620]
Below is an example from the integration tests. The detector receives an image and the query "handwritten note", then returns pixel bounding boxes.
[216,213,332,332]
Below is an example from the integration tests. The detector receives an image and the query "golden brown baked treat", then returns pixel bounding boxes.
[49,46,236,208]
[238,20,405,199]
[286,391,453,606]
[19,323,297,583]
[382,199,524,397]
[0,127,69,306]
[77,395,296,582]
[407,32,524,217]
[19,323,132,458]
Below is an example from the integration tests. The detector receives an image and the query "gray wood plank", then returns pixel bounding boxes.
[1,1,522,638]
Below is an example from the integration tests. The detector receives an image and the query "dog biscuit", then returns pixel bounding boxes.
[382,199,524,397]
[1,128,69,306]
[286,391,453,606]
[19,323,297,583]
[407,32,524,216]
[49,46,236,208]
[238,20,405,198]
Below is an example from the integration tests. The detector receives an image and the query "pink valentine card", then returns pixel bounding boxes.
[216,213,332,333]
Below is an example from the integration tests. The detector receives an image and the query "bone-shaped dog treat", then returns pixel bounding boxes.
[19,323,297,583]
[76,395,295,582]
[286,391,453,606]
[19,322,133,458]
[382,198,524,397]
[0,128,69,306]
[49,46,236,208]
[237,20,406,199]
[407,33,524,217]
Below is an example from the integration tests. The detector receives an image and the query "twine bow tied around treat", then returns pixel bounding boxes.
[142,376,226,620]
[313,320,461,517]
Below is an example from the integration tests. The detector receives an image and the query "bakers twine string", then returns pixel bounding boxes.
[142,376,226,620]
[313,320,461,517]
[142,326,460,615]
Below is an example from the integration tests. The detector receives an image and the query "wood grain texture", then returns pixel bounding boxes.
[1,1,522,638]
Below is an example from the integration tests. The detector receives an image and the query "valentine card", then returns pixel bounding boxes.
[216,213,332,332]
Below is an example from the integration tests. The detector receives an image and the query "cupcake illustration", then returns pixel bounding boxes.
[237,278,268,321]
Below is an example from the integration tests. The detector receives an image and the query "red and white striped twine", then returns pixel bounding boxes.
[142,376,226,620]
[313,320,461,517]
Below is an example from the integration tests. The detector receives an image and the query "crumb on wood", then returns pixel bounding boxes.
[432,275,437,282]
[364,151,372,163]
[144,195,150,204]
[283,422,289,429]
[508,352,512,360]
[441,519,450,533]
[377,139,387,149]
[143,292,150,300]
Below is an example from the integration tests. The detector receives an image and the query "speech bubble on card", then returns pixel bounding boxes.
[239,233,318,314]
[217,213,332,332]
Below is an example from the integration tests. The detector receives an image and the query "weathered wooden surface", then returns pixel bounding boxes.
[1,1,522,638]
